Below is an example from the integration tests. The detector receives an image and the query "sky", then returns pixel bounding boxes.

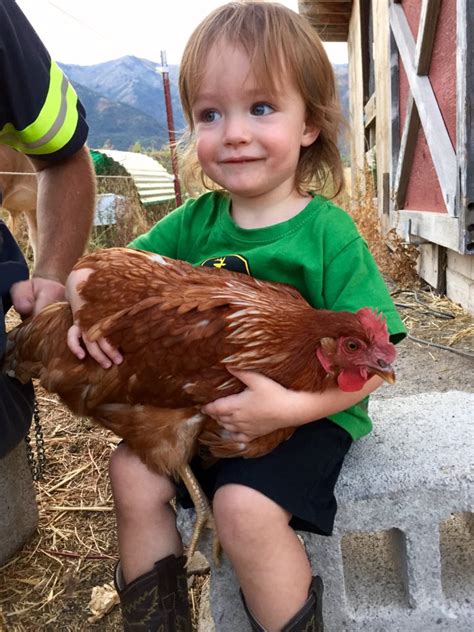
[17,0,348,67]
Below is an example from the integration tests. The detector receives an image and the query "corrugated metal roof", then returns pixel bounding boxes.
[98,149,176,206]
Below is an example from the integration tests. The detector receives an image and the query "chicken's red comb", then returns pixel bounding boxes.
[355,307,389,342]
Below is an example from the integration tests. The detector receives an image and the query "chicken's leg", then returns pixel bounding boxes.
[178,464,221,565]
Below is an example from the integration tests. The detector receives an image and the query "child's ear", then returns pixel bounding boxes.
[301,121,320,147]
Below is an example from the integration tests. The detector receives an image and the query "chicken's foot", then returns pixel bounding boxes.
[178,464,221,566]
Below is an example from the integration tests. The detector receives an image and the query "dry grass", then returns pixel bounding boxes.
[0,384,122,630]
[343,169,420,288]
[391,286,474,354]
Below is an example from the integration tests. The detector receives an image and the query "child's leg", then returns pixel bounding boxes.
[109,443,183,584]
[213,483,314,632]
[109,444,192,630]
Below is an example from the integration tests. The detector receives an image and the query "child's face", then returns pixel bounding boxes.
[191,43,319,204]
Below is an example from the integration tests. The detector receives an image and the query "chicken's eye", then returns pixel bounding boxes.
[345,340,360,352]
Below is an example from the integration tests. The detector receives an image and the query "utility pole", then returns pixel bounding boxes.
[159,50,182,206]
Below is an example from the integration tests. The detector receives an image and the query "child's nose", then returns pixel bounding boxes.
[222,115,251,146]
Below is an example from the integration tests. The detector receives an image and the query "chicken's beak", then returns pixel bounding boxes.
[370,364,396,384]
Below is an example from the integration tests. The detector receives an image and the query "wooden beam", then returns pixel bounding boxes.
[456,0,474,253]
[307,21,349,40]
[360,0,371,103]
[390,30,401,195]
[307,13,351,24]
[390,2,457,215]
[300,0,352,40]
[314,33,349,41]
[299,2,352,16]
[299,0,352,4]
[393,95,420,210]
[415,0,441,75]
[395,211,460,251]
[306,17,348,31]
[382,172,390,215]
[435,245,447,294]
[364,93,376,127]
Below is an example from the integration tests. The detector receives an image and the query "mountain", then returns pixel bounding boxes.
[333,64,350,161]
[60,56,185,150]
[334,64,349,119]
[59,56,349,154]
[71,82,170,150]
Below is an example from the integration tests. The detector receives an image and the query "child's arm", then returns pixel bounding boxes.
[65,268,123,368]
[202,369,384,443]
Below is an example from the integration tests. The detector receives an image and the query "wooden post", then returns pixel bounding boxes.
[160,50,182,207]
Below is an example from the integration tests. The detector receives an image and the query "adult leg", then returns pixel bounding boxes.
[213,483,319,632]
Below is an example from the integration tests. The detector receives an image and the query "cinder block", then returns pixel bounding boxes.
[0,441,38,565]
[179,391,473,631]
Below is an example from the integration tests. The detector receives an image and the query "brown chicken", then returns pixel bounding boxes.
[4,247,396,558]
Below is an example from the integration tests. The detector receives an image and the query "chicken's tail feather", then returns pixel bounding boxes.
[3,302,71,382]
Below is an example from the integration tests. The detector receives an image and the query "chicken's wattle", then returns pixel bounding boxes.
[336,367,368,392]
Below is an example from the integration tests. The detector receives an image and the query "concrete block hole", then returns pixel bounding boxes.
[341,528,409,613]
[440,512,474,605]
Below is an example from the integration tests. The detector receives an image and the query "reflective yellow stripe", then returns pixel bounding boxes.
[26,80,80,155]
[0,61,80,154]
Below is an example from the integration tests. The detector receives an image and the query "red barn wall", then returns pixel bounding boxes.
[398,0,456,213]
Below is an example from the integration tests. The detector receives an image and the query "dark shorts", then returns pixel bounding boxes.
[176,418,352,536]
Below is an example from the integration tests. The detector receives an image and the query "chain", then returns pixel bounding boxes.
[24,397,46,481]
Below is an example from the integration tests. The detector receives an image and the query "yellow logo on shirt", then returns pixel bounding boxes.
[200,255,251,275]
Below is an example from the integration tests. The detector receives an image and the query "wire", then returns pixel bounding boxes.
[0,171,133,179]
[43,1,138,63]
[407,334,474,359]
[393,302,455,320]
[46,1,112,42]
[0,172,36,176]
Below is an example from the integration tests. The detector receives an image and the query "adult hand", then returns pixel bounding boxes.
[10,276,65,317]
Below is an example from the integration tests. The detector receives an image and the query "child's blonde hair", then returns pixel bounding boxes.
[179,1,345,197]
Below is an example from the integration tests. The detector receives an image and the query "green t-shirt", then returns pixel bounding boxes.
[129,191,406,440]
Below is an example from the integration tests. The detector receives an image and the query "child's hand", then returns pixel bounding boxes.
[65,268,123,369]
[67,323,123,369]
[201,369,292,443]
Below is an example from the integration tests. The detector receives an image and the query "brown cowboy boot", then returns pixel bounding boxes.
[114,554,192,632]
[241,576,324,632]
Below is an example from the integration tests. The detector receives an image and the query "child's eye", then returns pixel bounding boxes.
[199,109,221,123]
[251,103,274,116]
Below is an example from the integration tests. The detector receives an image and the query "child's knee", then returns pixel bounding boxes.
[109,444,175,511]
[213,484,284,548]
